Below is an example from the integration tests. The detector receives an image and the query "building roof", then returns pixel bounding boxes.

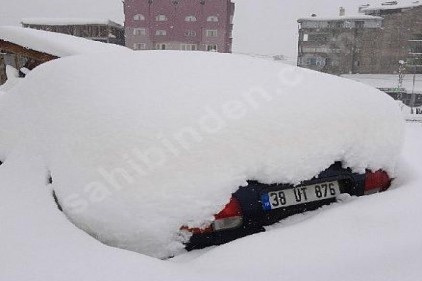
[342,74,422,92]
[21,18,123,28]
[0,26,129,58]
[298,15,383,22]
[360,1,422,12]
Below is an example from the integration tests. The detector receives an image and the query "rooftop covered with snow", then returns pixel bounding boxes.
[360,1,422,13]
[342,74,422,93]
[21,18,123,28]
[298,15,383,23]
[0,26,129,58]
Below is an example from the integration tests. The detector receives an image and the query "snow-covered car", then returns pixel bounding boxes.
[185,162,392,250]
[0,51,404,258]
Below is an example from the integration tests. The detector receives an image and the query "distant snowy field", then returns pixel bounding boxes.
[0,123,420,281]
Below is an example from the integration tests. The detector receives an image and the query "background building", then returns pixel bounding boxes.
[297,2,422,75]
[21,18,125,46]
[297,14,383,74]
[124,0,235,53]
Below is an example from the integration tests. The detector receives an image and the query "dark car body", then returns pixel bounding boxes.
[185,162,390,251]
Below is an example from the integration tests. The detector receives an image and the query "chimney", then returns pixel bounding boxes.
[339,7,346,16]
[359,4,370,13]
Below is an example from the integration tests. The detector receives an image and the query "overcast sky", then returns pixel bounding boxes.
[0,0,405,59]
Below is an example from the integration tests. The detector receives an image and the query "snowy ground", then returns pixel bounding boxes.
[1,124,421,280]
[342,74,422,93]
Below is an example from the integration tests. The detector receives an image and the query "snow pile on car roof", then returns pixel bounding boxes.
[0,51,404,258]
[0,26,128,57]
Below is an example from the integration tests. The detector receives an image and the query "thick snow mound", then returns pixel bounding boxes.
[0,51,404,258]
[0,26,129,57]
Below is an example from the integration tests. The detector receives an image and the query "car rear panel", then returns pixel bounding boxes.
[186,162,366,250]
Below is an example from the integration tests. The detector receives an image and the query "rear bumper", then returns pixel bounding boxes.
[186,162,366,251]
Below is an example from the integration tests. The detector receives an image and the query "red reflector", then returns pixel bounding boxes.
[214,197,242,219]
[365,170,391,193]
[181,197,243,234]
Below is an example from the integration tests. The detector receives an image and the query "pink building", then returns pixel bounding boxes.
[124,0,235,53]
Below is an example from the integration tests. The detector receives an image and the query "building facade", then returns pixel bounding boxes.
[21,19,125,46]
[124,0,235,53]
[297,2,422,75]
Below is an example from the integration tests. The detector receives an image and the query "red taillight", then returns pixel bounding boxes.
[212,197,243,231]
[214,197,242,220]
[365,170,391,194]
[182,197,243,234]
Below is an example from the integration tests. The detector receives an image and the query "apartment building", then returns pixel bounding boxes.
[124,0,235,52]
[297,2,422,75]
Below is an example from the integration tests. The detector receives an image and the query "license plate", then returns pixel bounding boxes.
[261,181,340,211]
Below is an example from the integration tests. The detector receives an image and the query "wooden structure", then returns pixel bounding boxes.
[21,19,125,46]
[0,54,6,85]
[0,39,58,85]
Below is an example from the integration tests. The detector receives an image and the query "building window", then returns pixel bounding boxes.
[133,28,146,36]
[410,34,422,41]
[308,33,329,42]
[355,21,365,28]
[155,43,167,50]
[303,34,309,41]
[206,44,218,51]
[328,21,343,28]
[133,43,146,50]
[185,16,197,22]
[306,57,326,66]
[156,15,168,21]
[185,30,196,37]
[206,30,218,37]
[134,14,145,21]
[207,16,219,22]
[155,30,167,36]
[180,44,197,51]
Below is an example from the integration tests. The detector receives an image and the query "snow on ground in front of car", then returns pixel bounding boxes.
[0,124,420,281]
[0,66,21,92]
[0,151,223,281]
[0,51,404,258]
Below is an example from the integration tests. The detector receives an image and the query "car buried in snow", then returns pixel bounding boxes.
[0,51,404,258]
[183,162,392,250]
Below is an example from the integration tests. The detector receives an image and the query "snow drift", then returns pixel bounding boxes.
[0,51,404,258]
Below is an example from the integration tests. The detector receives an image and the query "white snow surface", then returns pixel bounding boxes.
[0,65,20,92]
[21,17,120,26]
[0,51,404,258]
[298,14,383,22]
[398,102,422,122]
[360,0,422,12]
[1,123,420,281]
[343,74,422,93]
[0,26,128,57]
